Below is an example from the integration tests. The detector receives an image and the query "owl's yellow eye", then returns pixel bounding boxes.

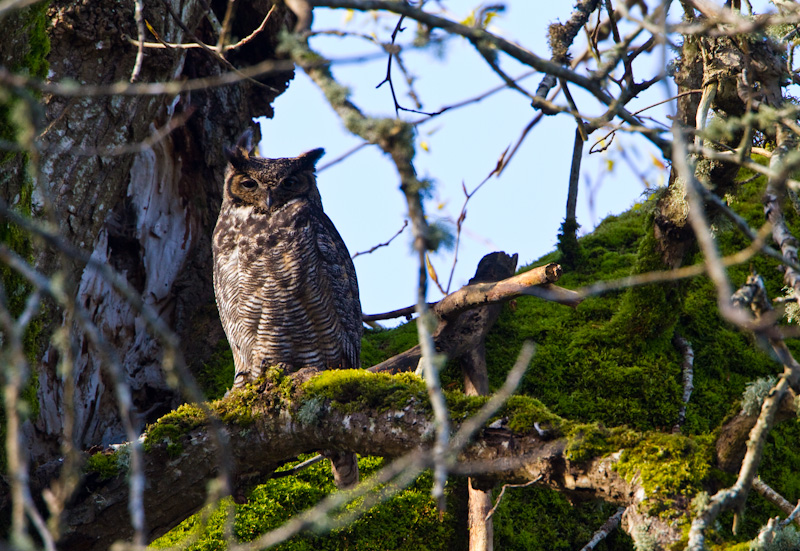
[284,177,299,188]
[240,179,257,189]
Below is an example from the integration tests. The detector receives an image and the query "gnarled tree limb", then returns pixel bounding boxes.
[52,374,648,551]
[369,259,580,375]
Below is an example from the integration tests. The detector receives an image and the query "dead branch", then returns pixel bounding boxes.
[368,258,578,375]
[435,263,572,320]
[579,506,626,551]
[752,477,800,529]
[671,333,694,433]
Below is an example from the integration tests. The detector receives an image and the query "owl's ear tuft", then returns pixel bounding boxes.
[298,148,325,170]
[225,129,254,164]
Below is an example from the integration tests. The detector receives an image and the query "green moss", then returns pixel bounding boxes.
[361,321,420,368]
[563,423,640,464]
[85,451,122,481]
[299,369,565,433]
[605,223,683,347]
[300,369,428,415]
[493,485,633,550]
[143,403,207,454]
[0,2,50,163]
[153,455,461,551]
[504,394,564,434]
[215,384,262,426]
[614,432,715,516]
[195,339,235,400]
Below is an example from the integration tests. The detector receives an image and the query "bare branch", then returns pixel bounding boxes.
[672,334,695,433]
[752,477,800,529]
[435,263,572,320]
[130,0,145,82]
[352,220,409,259]
[307,0,672,155]
[484,478,540,522]
[579,506,626,551]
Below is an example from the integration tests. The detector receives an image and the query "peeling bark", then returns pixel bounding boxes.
[23,0,297,463]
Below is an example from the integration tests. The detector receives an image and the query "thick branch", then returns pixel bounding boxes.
[53,375,643,551]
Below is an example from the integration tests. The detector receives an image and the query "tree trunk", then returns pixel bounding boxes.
[459,252,517,551]
[12,0,296,463]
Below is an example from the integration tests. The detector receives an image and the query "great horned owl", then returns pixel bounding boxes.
[212,129,362,487]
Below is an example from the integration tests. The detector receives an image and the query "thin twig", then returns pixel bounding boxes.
[216,0,236,52]
[444,148,508,293]
[130,0,145,83]
[590,90,703,154]
[351,220,409,259]
[157,0,278,93]
[484,478,540,522]
[375,15,435,116]
[752,477,800,529]
[604,0,633,88]
[362,302,435,322]
[269,455,325,479]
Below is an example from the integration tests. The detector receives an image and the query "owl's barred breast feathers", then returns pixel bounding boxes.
[212,130,362,388]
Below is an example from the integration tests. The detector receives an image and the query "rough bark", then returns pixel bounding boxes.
[21,0,296,464]
[653,32,702,268]
[655,23,784,267]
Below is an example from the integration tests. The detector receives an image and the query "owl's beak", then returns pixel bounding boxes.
[266,191,274,208]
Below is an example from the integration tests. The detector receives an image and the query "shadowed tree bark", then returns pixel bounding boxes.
[6,0,297,465]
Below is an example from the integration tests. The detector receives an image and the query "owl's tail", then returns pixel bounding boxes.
[323,450,359,489]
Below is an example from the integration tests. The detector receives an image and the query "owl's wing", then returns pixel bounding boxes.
[212,211,254,379]
[312,210,363,370]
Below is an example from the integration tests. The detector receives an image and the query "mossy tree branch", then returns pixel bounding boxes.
[46,371,680,551]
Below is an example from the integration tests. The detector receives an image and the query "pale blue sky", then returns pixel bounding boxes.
[260,3,672,320]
